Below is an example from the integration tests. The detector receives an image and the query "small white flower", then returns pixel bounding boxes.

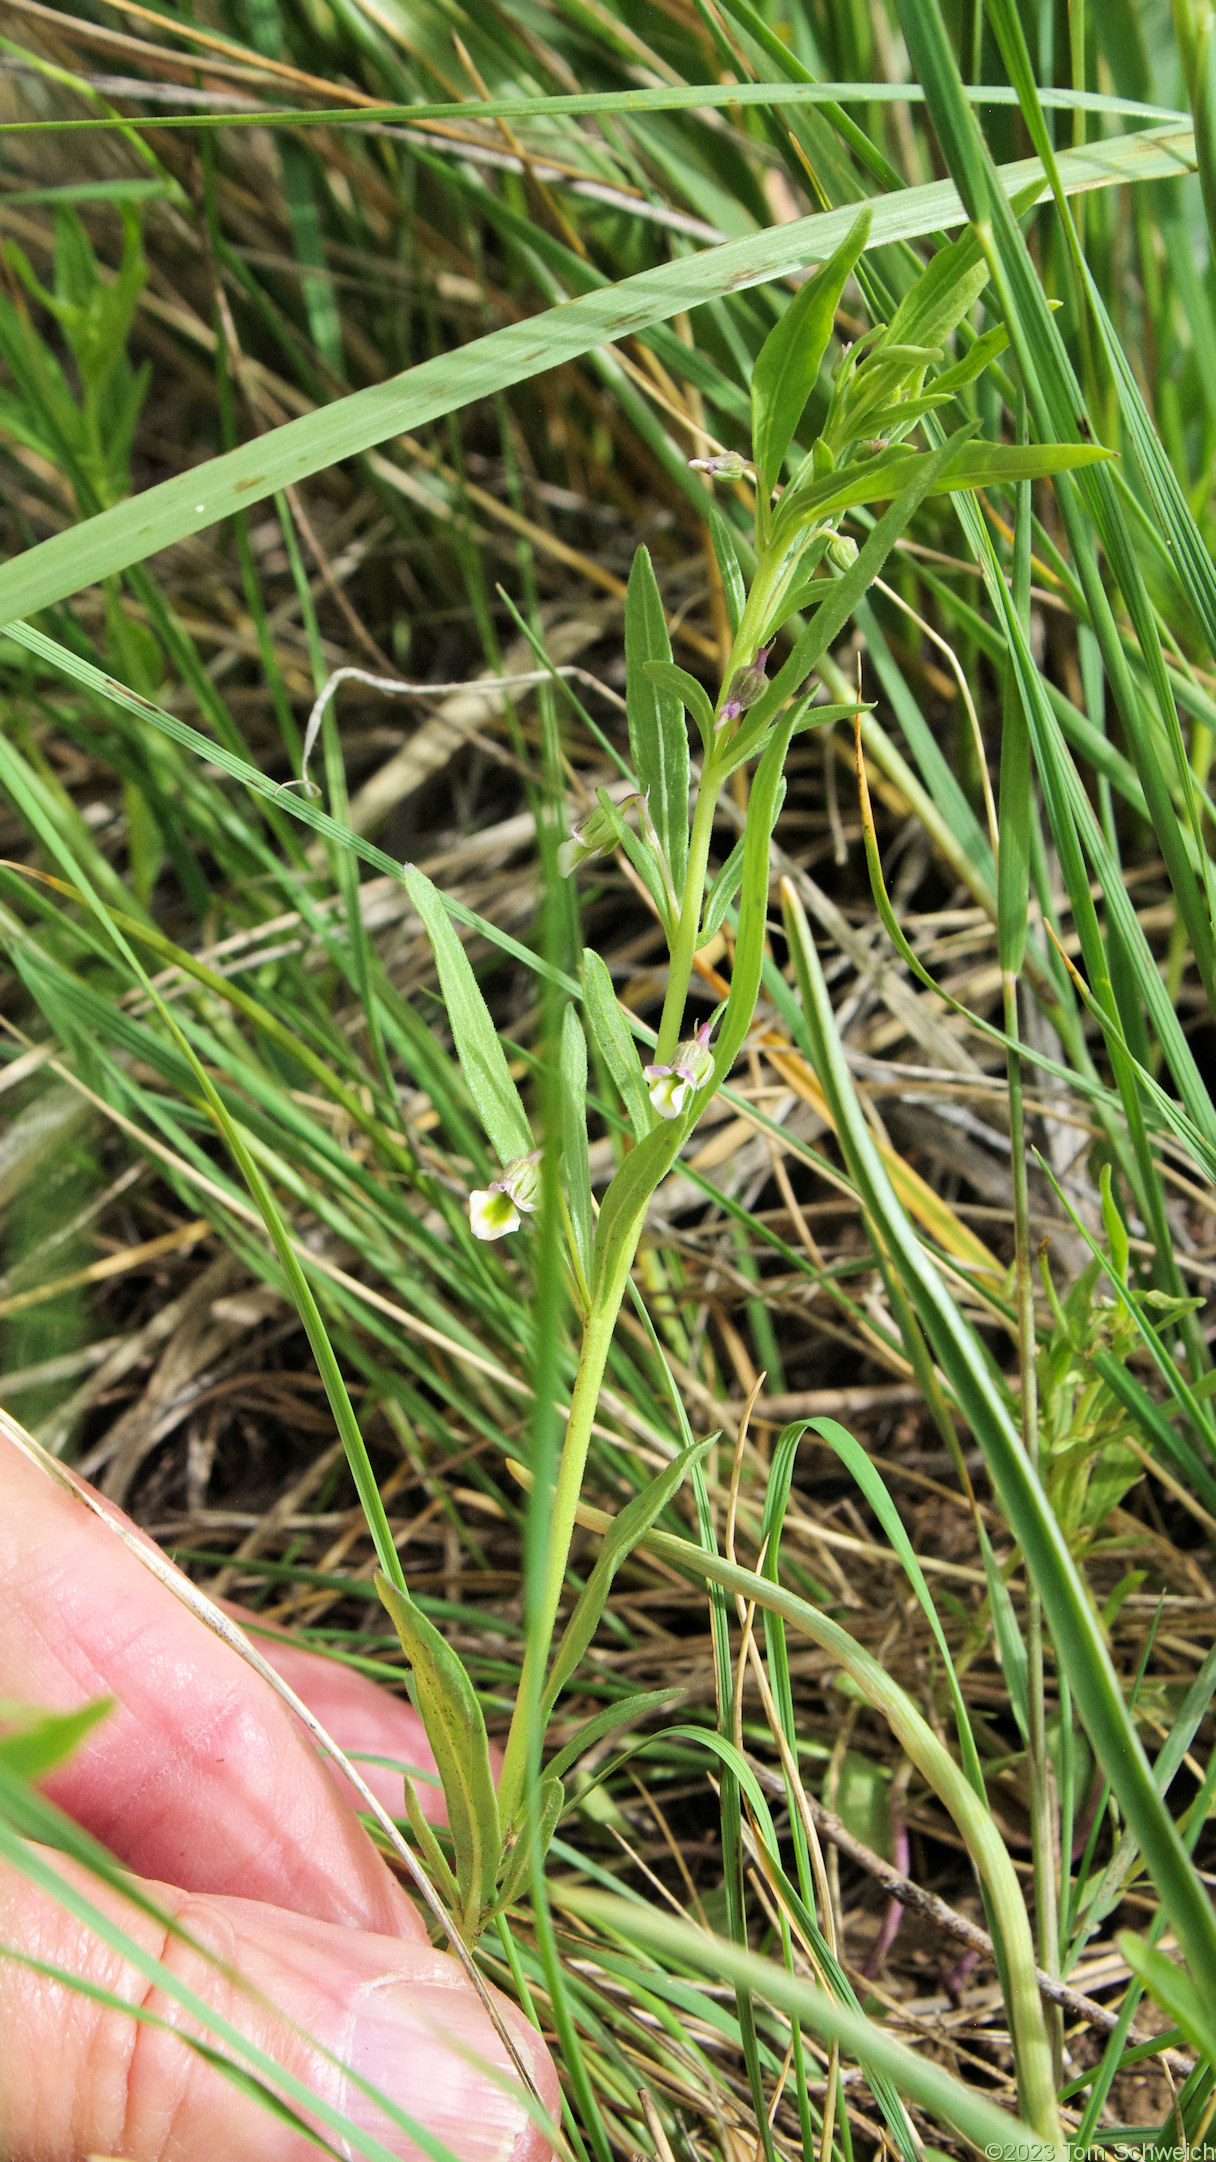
[470,1186,521,1240]
[647,1070,693,1120]
[643,1021,716,1123]
[467,1151,541,1239]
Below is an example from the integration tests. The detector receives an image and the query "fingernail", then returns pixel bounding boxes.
[339,1973,536,2162]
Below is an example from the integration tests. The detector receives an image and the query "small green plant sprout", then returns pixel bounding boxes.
[1037,1170,1203,1553]
[0,207,149,516]
[383,214,1115,1930]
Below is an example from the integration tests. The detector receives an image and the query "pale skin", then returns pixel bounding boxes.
[0,1432,558,2162]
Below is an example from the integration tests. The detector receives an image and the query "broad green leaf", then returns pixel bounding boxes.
[544,1437,714,1709]
[559,1005,593,1288]
[750,205,871,488]
[0,1697,114,1780]
[581,947,653,1136]
[643,657,717,749]
[625,546,689,894]
[376,1572,501,1937]
[404,866,533,1170]
[0,128,1193,626]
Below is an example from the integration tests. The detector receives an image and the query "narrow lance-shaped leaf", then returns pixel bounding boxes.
[707,504,747,636]
[750,205,871,489]
[543,1437,714,1711]
[643,657,717,750]
[405,866,533,1169]
[625,545,689,895]
[543,1685,685,1784]
[376,1572,501,1937]
[809,1416,985,1788]
[559,1004,593,1288]
[581,947,653,1136]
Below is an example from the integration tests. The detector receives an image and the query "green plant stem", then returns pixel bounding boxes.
[654,764,721,1064]
[497,1293,623,1830]
[1005,970,1063,2080]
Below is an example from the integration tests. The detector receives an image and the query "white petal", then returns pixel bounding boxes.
[469,1189,521,1240]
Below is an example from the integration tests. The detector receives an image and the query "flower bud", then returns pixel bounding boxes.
[826,532,859,570]
[557,793,640,878]
[688,451,750,479]
[719,645,772,726]
[642,1021,715,1121]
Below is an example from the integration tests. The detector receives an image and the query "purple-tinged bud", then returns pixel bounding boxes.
[688,451,751,479]
[719,644,772,726]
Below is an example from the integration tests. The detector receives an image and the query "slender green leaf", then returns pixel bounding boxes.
[544,1437,713,1709]
[560,1006,593,1286]
[376,1571,502,1934]
[581,947,653,1135]
[751,206,871,488]
[626,546,689,893]
[405,866,533,1169]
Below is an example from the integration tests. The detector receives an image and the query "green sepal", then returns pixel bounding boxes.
[585,786,676,931]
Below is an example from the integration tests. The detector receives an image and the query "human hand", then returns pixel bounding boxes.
[0,1427,558,2161]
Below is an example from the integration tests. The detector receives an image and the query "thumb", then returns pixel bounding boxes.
[1,1843,557,2162]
